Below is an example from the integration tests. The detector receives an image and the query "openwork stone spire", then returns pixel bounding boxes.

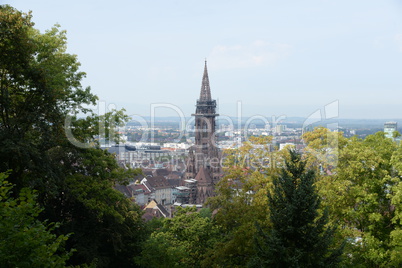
[185,60,221,204]
[199,60,212,101]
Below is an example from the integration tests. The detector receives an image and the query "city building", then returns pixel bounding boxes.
[274,124,286,134]
[384,122,397,139]
[141,176,172,205]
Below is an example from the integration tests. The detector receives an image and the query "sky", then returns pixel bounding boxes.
[5,0,402,119]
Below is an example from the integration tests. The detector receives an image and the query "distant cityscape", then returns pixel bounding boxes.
[107,117,400,218]
[106,62,401,219]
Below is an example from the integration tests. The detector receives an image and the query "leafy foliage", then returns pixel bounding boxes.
[322,132,401,267]
[302,126,347,171]
[0,5,146,267]
[205,136,275,267]
[304,128,402,267]
[136,206,218,268]
[0,172,72,267]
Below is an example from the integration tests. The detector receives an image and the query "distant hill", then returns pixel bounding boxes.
[127,116,402,130]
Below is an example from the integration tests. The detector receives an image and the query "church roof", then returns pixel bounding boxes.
[194,167,213,185]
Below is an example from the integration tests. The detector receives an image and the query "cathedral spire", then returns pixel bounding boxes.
[199,60,212,101]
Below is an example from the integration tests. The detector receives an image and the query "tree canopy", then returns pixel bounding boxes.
[0,5,145,267]
[0,172,72,268]
[136,206,218,268]
[249,149,343,267]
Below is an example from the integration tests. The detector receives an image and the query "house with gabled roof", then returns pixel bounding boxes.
[127,183,151,206]
[141,176,172,205]
[142,200,170,221]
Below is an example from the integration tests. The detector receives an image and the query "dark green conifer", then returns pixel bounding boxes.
[249,149,343,268]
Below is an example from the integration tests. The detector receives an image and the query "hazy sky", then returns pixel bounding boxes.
[5,0,402,119]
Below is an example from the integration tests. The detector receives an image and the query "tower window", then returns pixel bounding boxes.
[202,123,208,137]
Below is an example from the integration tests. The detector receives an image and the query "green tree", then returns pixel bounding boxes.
[0,172,71,267]
[136,206,218,268]
[302,126,347,171]
[204,136,276,267]
[249,149,343,267]
[0,5,146,267]
[319,132,402,267]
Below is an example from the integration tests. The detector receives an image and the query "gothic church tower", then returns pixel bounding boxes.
[185,61,221,203]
